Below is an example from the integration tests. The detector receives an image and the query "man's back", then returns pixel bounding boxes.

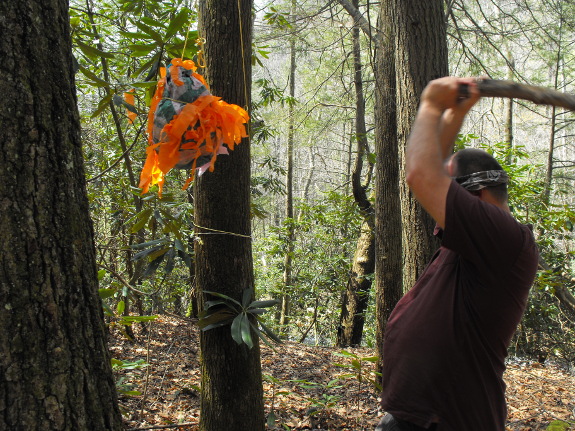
[381,182,539,431]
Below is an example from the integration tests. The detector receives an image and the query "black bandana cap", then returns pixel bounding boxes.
[454,170,509,191]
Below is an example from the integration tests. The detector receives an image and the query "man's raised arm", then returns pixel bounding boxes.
[405,77,480,228]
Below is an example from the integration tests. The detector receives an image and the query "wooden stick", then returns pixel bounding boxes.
[126,423,196,431]
[476,79,575,111]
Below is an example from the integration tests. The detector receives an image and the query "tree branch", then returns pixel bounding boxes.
[97,263,150,296]
[335,0,383,47]
[476,79,575,111]
[126,424,196,431]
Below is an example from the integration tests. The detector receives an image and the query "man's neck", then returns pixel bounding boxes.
[480,190,510,213]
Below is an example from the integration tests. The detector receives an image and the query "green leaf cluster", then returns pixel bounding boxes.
[70,0,199,123]
[198,287,281,349]
[111,358,149,396]
[547,420,571,431]
[333,350,381,393]
[128,194,194,278]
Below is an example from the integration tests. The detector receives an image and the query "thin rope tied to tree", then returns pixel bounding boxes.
[462,78,575,111]
[138,58,249,196]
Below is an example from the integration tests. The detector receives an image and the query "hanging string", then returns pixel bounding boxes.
[193,222,252,238]
[182,0,197,58]
[181,19,193,59]
[180,2,205,69]
[195,37,206,68]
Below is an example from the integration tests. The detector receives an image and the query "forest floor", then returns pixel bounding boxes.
[111,315,575,431]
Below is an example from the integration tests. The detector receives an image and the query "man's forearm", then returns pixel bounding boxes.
[438,109,467,160]
[406,101,445,181]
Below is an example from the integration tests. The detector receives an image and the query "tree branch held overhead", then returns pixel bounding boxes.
[475,79,575,111]
[336,0,383,47]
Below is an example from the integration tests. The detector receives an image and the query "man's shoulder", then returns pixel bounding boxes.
[444,183,535,264]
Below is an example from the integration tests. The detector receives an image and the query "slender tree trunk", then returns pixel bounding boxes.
[345,121,353,196]
[280,0,298,328]
[337,220,375,346]
[195,1,265,430]
[543,26,563,208]
[87,0,146,336]
[543,105,557,207]
[505,58,515,164]
[337,2,375,347]
[0,0,123,429]
[374,0,403,373]
[539,27,563,241]
[302,146,316,201]
[394,0,446,288]
[86,0,142,213]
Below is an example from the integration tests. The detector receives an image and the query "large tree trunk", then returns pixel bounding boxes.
[0,0,123,429]
[374,0,403,373]
[195,1,265,430]
[394,0,447,288]
[337,1,375,347]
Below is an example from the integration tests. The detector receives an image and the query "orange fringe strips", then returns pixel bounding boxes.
[138,59,249,196]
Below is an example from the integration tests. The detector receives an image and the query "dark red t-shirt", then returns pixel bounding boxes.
[381,181,539,431]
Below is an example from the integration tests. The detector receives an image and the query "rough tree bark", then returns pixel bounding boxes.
[195,1,265,430]
[0,0,123,429]
[373,0,404,373]
[395,0,447,288]
[337,221,375,346]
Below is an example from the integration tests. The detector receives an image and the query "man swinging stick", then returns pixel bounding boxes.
[376,77,539,431]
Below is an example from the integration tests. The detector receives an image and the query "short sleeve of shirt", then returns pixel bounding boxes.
[442,181,527,277]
